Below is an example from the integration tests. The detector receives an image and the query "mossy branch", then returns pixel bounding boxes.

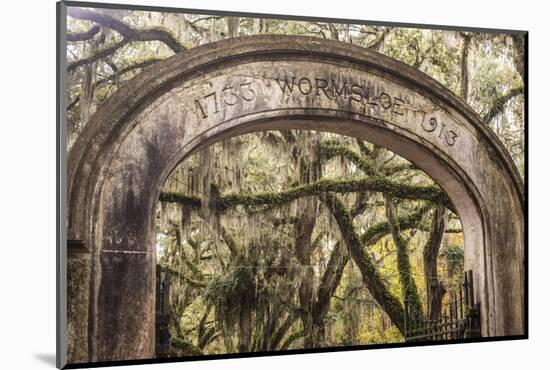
[350,191,370,217]
[67,8,185,72]
[280,330,304,350]
[93,58,163,88]
[167,267,207,288]
[361,203,432,246]
[384,196,423,320]
[423,203,447,320]
[483,85,524,123]
[67,24,101,42]
[171,336,203,355]
[269,314,296,350]
[321,193,406,334]
[66,58,164,110]
[68,39,129,73]
[160,177,455,214]
[221,177,454,211]
[198,327,219,350]
[356,138,372,156]
[314,242,348,320]
[320,141,378,176]
[159,191,201,208]
[383,163,417,176]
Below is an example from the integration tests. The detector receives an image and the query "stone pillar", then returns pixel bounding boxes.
[67,240,90,363]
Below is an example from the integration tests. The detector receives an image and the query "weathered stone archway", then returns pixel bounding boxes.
[67,35,524,362]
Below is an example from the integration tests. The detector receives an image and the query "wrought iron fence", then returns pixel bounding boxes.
[404,270,481,342]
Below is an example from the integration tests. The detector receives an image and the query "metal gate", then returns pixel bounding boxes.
[404,270,481,342]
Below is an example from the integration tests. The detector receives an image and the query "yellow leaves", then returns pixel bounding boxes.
[358,309,403,344]
[446,231,464,246]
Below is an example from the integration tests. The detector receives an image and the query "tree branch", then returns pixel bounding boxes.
[280,330,304,350]
[511,34,525,82]
[269,314,297,350]
[220,227,239,258]
[166,266,207,288]
[385,196,423,320]
[351,191,370,217]
[159,191,201,208]
[321,193,406,334]
[67,95,80,111]
[160,177,455,213]
[361,203,431,246]
[94,58,163,88]
[423,203,446,320]
[313,242,348,322]
[320,142,378,176]
[68,38,129,73]
[221,177,453,211]
[460,32,472,101]
[368,27,391,51]
[321,141,420,190]
[482,85,524,123]
[383,163,417,176]
[67,8,185,72]
[67,24,101,42]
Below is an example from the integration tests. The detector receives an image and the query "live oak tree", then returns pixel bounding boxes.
[156,129,464,353]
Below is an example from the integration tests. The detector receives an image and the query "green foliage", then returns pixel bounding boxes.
[441,244,465,271]
[204,255,256,328]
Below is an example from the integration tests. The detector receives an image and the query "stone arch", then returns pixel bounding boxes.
[67,35,524,362]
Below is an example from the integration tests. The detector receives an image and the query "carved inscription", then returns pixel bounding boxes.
[194,82,256,119]
[422,117,458,146]
[274,76,405,115]
[191,74,458,147]
[272,75,458,147]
